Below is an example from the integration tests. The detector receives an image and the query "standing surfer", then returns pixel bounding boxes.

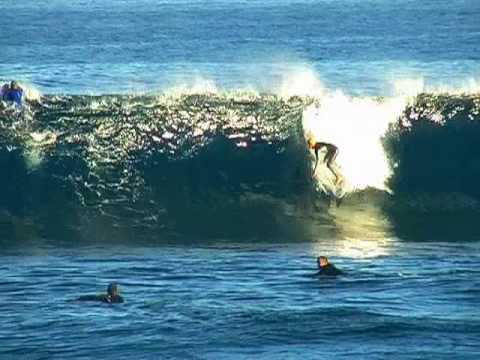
[307,135,343,186]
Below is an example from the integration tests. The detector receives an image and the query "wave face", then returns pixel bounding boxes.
[383,93,480,207]
[0,94,317,241]
[1,92,480,242]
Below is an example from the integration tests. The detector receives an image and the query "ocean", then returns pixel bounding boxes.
[1,0,480,359]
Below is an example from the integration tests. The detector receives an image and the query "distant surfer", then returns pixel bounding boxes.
[75,283,124,304]
[307,135,342,185]
[1,81,24,106]
[317,256,343,276]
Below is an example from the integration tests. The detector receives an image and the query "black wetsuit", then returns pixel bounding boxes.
[77,294,124,303]
[312,142,338,173]
[317,263,343,276]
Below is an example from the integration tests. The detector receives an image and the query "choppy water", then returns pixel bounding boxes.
[1,0,479,95]
[1,241,480,359]
[1,0,480,358]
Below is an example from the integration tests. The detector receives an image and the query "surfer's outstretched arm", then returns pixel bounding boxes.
[313,146,320,172]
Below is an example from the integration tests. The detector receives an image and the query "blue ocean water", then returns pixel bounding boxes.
[1,241,480,359]
[1,0,479,94]
[1,1,480,359]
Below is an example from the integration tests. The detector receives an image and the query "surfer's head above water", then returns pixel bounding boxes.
[316,256,343,276]
[317,256,329,268]
[107,282,119,297]
[75,282,124,304]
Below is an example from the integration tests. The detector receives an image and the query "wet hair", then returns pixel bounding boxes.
[10,81,18,89]
[317,256,329,267]
[307,134,316,148]
[107,283,119,296]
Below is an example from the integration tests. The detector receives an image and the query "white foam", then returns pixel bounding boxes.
[276,66,325,98]
[165,75,218,95]
[303,92,407,192]
[391,76,480,96]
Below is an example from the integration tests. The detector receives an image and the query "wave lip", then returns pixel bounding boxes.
[2,91,480,242]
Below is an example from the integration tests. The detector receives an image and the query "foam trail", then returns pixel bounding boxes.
[303,92,406,192]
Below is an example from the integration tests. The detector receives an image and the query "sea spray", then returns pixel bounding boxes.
[302,92,406,192]
[1,90,480,241]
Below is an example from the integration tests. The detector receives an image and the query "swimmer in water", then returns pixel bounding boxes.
[76,283,124,304]
[1,81,24,106]
[316,256,343,276]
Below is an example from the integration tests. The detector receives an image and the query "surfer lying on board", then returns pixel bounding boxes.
[75,283,124,304]
[307,135,342,185]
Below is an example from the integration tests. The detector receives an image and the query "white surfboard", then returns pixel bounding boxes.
[312,160,346,199]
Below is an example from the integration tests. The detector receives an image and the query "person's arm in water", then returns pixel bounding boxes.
[76,294,105,301]
[75,283,124,304]
[75,294,124,303]
[318,263,343,276]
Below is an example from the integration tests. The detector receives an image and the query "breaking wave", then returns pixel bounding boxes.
[1,89,480,241]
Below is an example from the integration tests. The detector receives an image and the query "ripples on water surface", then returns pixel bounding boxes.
[1,0,479,94]
[0,239,479,359]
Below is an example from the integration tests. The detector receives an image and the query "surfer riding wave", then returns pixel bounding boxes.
[307,134,344,187]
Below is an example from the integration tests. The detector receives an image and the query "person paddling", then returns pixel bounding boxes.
[75,283,124,304]
[316,256,343,276]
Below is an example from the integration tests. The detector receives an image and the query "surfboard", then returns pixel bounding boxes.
[312,161,346,200]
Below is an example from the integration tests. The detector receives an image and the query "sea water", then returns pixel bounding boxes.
[1,0,480,359]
